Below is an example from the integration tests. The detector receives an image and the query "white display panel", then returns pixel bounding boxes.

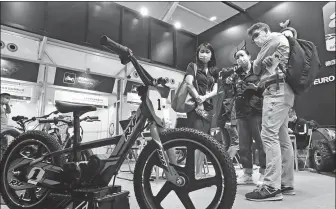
[54,90,109,107]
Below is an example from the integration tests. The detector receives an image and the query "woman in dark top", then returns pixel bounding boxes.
[185,42,218,177]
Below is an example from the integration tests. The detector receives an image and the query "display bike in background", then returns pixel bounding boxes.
[0,36,237,209]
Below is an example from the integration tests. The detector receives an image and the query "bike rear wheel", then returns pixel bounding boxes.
[133,128,237,209]
[0,131,64,209]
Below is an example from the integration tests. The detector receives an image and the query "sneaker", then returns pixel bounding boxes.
[237,173,254,185]
[257,174,265,186]
[245,185,283,201]
[281,185,296,195]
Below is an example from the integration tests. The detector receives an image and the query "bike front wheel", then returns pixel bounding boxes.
[133,128,237,209]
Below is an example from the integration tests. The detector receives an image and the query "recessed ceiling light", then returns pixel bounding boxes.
[210,16,217,21]
[140,7,148,16]
[174,21,181,29]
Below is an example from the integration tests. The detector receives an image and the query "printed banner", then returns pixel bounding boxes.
[54,68,115,93]
[1,83,32,99]
[323,2,335,51]
[54,90,108,107]
[0,58,39,82]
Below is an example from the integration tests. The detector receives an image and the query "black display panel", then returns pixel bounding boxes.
[122,9,149,59]
[0,2,45,33]
[87,2,121,50]
[176,31,197,71]
[54,68,115,93]
[0,58,39,83]
[150,20,174,66]
[46,2,86,44]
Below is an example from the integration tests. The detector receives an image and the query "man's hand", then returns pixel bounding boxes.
[288,128,294,134]
[225,77,233,85]
[262,56,274,67]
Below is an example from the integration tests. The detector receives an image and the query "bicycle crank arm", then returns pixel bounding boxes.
[149,123,183,186]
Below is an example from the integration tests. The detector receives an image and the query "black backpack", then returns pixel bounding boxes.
[280,36,322,94]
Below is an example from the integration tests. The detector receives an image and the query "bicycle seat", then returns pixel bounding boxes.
[55,101,97,114]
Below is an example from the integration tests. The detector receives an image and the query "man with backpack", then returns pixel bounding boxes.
[244,22,295,201]
[244,22,321,202]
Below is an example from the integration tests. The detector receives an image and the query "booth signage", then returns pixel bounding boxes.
[54,90,108,107]
[0,58,39,82]
[313,75,335,85]
[54,68,115,93]
[323,2,335,51]
[1,83,32,99]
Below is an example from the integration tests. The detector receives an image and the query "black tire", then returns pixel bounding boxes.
[311,142,335,172]
[133,128,237,209]
[0,131,65,209]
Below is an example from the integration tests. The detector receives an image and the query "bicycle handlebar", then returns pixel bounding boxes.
[100,36,129,56]
[100,35,171,89]
[39,116,100,125]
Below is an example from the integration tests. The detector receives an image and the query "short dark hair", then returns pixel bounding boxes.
[247,22,271,37]
[234,49,250,59]
[196,42,217,69]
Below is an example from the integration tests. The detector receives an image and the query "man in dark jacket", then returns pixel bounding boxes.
[226,49,266,185]
[216,67,239,159]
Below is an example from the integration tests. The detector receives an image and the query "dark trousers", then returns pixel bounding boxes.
[237,115,266,174]
[219,126,239,150]
[186,110,211,134]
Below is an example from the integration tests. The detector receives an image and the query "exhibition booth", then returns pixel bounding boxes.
[0,1,335,209]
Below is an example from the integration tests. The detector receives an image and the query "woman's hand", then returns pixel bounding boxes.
[196,95,207,104]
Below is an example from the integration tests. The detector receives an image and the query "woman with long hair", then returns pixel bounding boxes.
[185,42,218,177]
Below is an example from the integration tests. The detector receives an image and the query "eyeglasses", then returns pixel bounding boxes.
[251,31,261,44]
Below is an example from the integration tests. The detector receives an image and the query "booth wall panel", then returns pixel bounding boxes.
[87,2,121,51]
[150,19,174,66]
[0,31,40,61]
[46,2,86,45]
[122,9,150,59]
[0,2,45,34]
[176,31,197,71]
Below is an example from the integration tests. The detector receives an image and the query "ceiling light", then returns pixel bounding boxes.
[210,16,217,21]
[174,21,181,29]
[140,7,148,16]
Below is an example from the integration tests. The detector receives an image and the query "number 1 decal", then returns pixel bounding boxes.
[157,99,161,110]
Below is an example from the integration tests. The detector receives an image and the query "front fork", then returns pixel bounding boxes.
[149,123,185,186]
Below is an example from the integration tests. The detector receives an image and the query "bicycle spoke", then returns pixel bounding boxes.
[185,145,195,178]
[189,176,218,192]
[176,190,195,209]
[154,182,174,204]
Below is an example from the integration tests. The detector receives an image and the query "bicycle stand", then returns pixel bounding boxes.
[45,185,130,209]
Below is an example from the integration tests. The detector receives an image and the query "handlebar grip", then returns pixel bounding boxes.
[12,116,28,121]
[89,116,99,120]
[100,36,129,55]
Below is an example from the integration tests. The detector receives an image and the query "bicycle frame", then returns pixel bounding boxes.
[29,86,177,186]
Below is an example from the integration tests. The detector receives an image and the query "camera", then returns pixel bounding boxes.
[220,65,245,97]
